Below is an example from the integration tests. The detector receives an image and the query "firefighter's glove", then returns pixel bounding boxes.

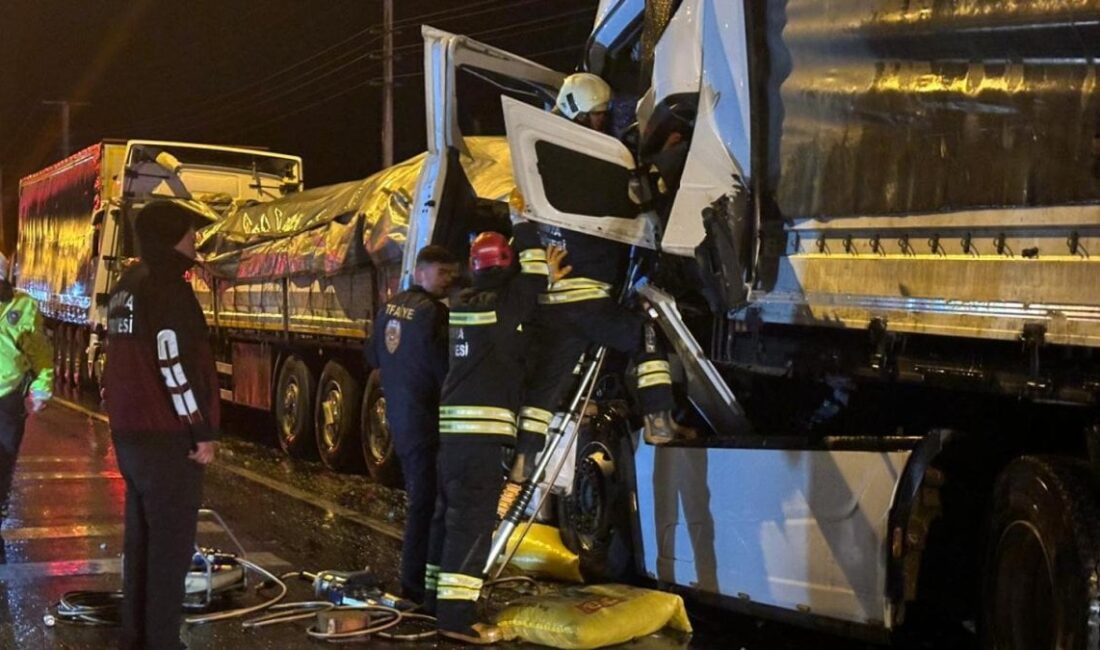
[497,481,523,519]
[547,245,572,285]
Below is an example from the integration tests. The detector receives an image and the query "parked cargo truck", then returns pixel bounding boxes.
[192,135,515,482]
[474,0,1100,647]
[16,140,303,389]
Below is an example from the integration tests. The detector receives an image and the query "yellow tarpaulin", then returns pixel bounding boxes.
[495,583,693,649]
[505,523,583,584]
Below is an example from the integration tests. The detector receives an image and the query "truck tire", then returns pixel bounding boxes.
[274,355,317,458]
[314,361,364,472]
[558,404,635,583]
[92,346,107,389]
[70,328,88,388]
[981,456,1100,650]
[360,370,402,487]
[54,324,71,386]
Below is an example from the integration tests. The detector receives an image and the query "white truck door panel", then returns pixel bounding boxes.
[503,97,657,249]
[635,445,909,628]
[402,28,566,288]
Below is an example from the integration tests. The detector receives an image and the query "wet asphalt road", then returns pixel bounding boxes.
[0,393,972,649]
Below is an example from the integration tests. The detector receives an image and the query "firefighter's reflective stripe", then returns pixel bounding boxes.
[155,329,201,423]
[439,420,517,438]
[637,359,672,388]
[450,311,498,326]
[549,278,611,292]
[519,248,550,276]
[425,564,441,591]
[519,406,553,437]
[538,277,612,304]
[437,572,483,601]
[440,405,517,424]
[538,287,611,304]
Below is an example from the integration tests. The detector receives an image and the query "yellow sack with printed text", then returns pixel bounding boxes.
[505,523,583,583]
[495,583,693,649]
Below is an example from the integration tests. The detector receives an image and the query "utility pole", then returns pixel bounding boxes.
[382,0,394,168]
[42,100,89,157]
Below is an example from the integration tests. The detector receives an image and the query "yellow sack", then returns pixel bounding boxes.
[495,583,693,649]
[505,523,583,583]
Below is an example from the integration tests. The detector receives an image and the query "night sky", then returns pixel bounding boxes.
[0,0,599,252]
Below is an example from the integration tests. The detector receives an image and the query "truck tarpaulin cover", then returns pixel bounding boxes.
[16,143,121,324]
[197,137,513,280]
[761,0,1100,219]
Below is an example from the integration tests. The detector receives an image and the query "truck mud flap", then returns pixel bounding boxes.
[638,283,752,436]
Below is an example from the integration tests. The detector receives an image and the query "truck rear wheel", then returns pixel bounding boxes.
[314,361,364,472]
[981,456,1100,650]
[53,324,71,386]
[360,370,402,487]
[558,404,635,583]
[70,328,88,388]
[274,355,317,458]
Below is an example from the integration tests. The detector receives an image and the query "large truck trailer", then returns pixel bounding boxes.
[192,135,515,482]
[323,2,1100,648]
[479,0,1100,647]
[16,140,303,389]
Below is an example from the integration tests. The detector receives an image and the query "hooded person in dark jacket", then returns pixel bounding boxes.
[104,200,220,650]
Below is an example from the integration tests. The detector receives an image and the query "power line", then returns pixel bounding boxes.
[148,9,594,138]
[123,0,531,131]
[228,42,582,139]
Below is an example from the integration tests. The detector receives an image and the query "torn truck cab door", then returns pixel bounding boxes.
[503,97,658,249]
[402,27,566,288]
[655,0,753,261]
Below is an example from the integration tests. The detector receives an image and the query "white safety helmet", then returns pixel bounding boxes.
[555,73,612,121]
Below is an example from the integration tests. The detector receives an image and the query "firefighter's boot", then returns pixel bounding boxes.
[643,411,698,445]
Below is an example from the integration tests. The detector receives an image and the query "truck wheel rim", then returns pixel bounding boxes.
[369,396,390,462]
[281,380,300,439]
[991,521,1055,649]
[572,442,611,551]
[320,382,342,449]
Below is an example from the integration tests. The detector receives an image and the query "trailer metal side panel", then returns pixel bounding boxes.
[734,0,1100,345]
[761,0,1100,219]
[16,143,126,325]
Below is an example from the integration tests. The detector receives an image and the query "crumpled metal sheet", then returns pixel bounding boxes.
[198,136,513,280]
[763,0,1100,219]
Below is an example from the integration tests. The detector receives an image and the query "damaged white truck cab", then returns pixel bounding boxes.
[495,0,1100,646]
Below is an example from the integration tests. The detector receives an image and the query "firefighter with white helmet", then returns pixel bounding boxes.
[553,72,612,132]
[509,73,696,486]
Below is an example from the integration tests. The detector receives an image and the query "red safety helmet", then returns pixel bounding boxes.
[469,231,513,272]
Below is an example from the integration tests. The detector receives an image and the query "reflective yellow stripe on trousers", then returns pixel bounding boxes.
[637,359,672,388]
[437,572,483,601]
[519,406,553,436]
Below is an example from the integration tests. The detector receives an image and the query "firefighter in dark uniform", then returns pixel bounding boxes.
[423,217,568,644]
[364,245,458,604]
[512,73,694,482]
[103,200,220,650]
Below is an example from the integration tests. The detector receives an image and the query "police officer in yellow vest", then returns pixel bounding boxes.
[0,252,53,528]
